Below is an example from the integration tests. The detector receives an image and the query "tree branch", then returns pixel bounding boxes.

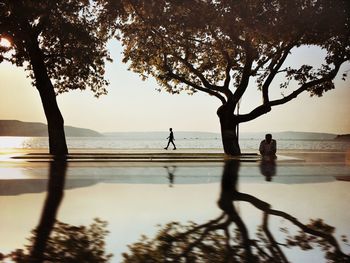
[237,62,344,123]
[262,44,294,104]
[208,26,233,92]
[166,71,226,104]
[33,14,49,37]
[251,54,274,76]
[232,45,254,104]
[223,57,232,90]
[172,53,223,93]
[127,1,228,102]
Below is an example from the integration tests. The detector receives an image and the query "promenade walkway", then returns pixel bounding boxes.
[1,148,306,164]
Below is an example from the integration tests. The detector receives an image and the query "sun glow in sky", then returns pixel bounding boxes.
[0,37,11,48]
[0,40,349,134]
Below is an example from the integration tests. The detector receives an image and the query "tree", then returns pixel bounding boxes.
[116,0,350,155]
[0,0,115,156]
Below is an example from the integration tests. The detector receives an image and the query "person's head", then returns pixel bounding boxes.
[169,128,172,131]
[265,133,272,143]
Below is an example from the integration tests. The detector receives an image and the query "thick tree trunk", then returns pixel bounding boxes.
[37,86,68,156]
[26,37,68,156]
[217,105,241,156]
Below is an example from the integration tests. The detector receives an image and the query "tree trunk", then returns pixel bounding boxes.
[217,106,241,156]
[25,37,68,156]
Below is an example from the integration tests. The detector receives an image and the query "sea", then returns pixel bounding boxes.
[0,132,349,151]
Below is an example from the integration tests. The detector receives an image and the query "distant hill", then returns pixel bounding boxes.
[0,120,102,137]
[240,131,337,140]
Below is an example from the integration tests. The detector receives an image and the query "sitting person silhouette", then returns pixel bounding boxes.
[259,133,277,159]
[164,128,176,150]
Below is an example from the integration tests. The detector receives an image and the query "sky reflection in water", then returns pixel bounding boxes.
[0,159,350,262]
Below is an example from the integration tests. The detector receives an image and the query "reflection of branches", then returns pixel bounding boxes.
[261,213,288,262]
[122,160,350,263]
[220,160,349,262]
[8,218,112,263]
[283,219,350,262]
[3,160,112,262]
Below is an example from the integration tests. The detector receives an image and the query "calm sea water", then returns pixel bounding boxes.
[0,135,349,151]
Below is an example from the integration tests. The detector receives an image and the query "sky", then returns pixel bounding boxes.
[0,40,349,134]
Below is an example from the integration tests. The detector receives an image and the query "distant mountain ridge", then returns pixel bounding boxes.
[0,120,102,137]
[240,131,337,140]
[0,120,344,140]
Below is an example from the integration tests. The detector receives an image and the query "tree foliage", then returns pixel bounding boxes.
[116,0,350,118]
[0,0,115,96]
[1,0,118,155]
[111,0,350,155]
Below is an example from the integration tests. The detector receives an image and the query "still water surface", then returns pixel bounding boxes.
[0,159,350,262]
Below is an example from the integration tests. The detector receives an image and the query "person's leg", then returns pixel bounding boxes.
[164,140,170,149]
[171,140,176,150]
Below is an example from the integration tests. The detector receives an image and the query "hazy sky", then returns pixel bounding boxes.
[0,40,349,134]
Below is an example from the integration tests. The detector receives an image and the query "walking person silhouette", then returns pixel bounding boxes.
[164,128,176,150]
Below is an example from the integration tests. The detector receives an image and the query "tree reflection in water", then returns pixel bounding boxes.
[2,159,111,263]
[122,160,350,263]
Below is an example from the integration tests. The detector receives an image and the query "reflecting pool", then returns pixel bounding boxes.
[0,153,350,262]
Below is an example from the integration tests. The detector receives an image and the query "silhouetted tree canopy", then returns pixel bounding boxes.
[0,0,116,155]
[114,0,350,155]
[0,0,114,96]
[5,218,112,262]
